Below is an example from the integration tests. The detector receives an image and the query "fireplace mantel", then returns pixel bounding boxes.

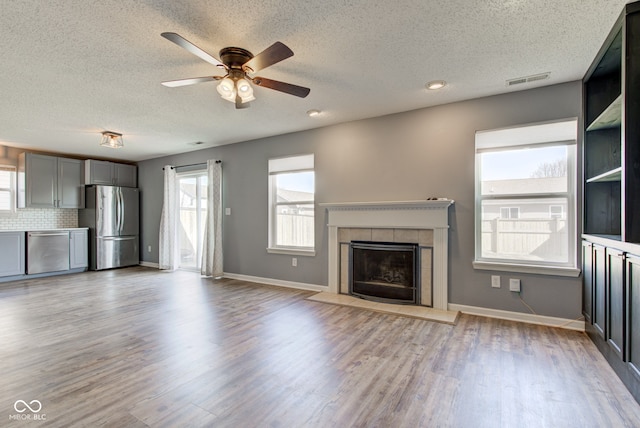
[321,199,454,310]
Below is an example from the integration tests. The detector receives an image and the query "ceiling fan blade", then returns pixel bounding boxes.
[252,77,310,98]
[161,76,217,87]
[243,42,293,73]
[161,32,223,67]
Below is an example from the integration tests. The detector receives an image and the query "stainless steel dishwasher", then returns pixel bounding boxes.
[27,231,70,274]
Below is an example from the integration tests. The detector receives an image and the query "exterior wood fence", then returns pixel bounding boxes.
[481,218,567,260]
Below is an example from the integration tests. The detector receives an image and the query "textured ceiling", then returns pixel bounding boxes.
[0,0,629,161]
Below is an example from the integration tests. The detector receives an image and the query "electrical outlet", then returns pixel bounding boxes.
[509,278,521,292]
[292,258,297,267]
[147,245,151,253]
[225,207,231,215]
[491,275,501,288]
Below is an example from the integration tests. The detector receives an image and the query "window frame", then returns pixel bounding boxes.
[267,154,316,257]
[0,165,17,213]
[472,119,580,277]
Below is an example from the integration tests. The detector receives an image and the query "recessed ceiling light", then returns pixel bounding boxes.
[425,80,447,90]
[307,109,321,117]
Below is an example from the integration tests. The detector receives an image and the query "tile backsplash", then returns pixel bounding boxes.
[0,209,78,230]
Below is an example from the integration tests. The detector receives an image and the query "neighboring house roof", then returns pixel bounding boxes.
[277,189,314,204]
[481,177,566,195]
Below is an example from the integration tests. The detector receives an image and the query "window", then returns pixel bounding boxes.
[0,165,16,212]
[500,207,520,219]
[268,154,315,255]
[549,205,564,219]
[474,119,578,276]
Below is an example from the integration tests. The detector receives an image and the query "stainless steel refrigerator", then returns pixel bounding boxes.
[79,185,139,270]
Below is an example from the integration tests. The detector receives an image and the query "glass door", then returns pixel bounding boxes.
[177,171,208,270]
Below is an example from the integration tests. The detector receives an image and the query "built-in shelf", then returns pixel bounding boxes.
[586,94,622,131]
[582,0,640,407]
[586,166,623,183]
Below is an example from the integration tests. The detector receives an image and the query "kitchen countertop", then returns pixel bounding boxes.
[0,228,89,233]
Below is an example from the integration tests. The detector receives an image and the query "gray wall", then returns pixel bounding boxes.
[138,81,583,319]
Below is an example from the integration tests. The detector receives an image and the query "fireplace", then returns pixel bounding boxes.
[350,241,419,304]
[321,199,454,310]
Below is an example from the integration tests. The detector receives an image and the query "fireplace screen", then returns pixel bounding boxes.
[349,241,419,304]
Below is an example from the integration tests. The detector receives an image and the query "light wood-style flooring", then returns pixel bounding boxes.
[1,266,640,427]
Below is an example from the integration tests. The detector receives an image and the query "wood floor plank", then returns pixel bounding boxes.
[1,266,640,427]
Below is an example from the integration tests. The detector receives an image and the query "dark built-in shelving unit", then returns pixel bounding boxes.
[582,1,640,405]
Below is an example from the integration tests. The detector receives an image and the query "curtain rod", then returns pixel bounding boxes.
[162,160,221,170]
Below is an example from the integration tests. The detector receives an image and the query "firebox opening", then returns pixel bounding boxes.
[349,241,419,305]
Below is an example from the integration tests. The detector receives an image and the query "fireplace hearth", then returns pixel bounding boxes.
[350,241,419,304]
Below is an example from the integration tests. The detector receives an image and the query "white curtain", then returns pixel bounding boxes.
[201,160,223,277]
[158,165,178,270]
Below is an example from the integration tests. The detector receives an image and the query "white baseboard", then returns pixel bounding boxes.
[222,272,326,293]
[448,303,585,331]
[139,261,159,269]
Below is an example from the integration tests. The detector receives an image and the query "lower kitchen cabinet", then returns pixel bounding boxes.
[628,255,640,377]
[583,237,640,403]
[0,232,25,277]
[582,241,593,323]
[607,248,625,358]
[593,244,606,338]
[70,229,88,269]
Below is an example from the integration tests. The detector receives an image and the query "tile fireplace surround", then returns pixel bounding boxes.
[321,200,454,311]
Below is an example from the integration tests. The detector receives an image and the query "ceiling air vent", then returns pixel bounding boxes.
[506,72,550,87]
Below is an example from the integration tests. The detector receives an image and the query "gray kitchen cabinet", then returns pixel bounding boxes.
[85,159,137,187]
[84,159,113,185]
[18,153,84,209]
[114,163,137,187]
[0,232,25,277]
[70,229,88,269]
[57,157,85,208]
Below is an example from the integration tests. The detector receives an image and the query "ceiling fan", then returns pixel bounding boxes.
[161,32,310,109]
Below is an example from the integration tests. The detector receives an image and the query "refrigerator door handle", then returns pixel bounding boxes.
[101,236,137,241]
[116,187,122,234]
[119,187,125,234]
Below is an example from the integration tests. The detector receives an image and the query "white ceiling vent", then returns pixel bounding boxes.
[506,72,551,87]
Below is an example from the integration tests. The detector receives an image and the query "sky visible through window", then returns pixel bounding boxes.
[481,145,567,181]
[277,171,314,193]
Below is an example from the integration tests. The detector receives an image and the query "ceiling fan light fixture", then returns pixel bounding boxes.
[239,94,255,104]
[217,77,235,94]
[220,90,237,103]
[217,77,237,102]
[100,131,124,149]
[236,78,255,103]
[236,78,252,94]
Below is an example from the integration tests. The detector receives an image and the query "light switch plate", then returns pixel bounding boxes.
[491,275,500,288]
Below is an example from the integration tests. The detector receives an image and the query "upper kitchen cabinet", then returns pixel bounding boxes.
[84,159,137,187]
[583,2,640,243]
[18,153,84,209]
